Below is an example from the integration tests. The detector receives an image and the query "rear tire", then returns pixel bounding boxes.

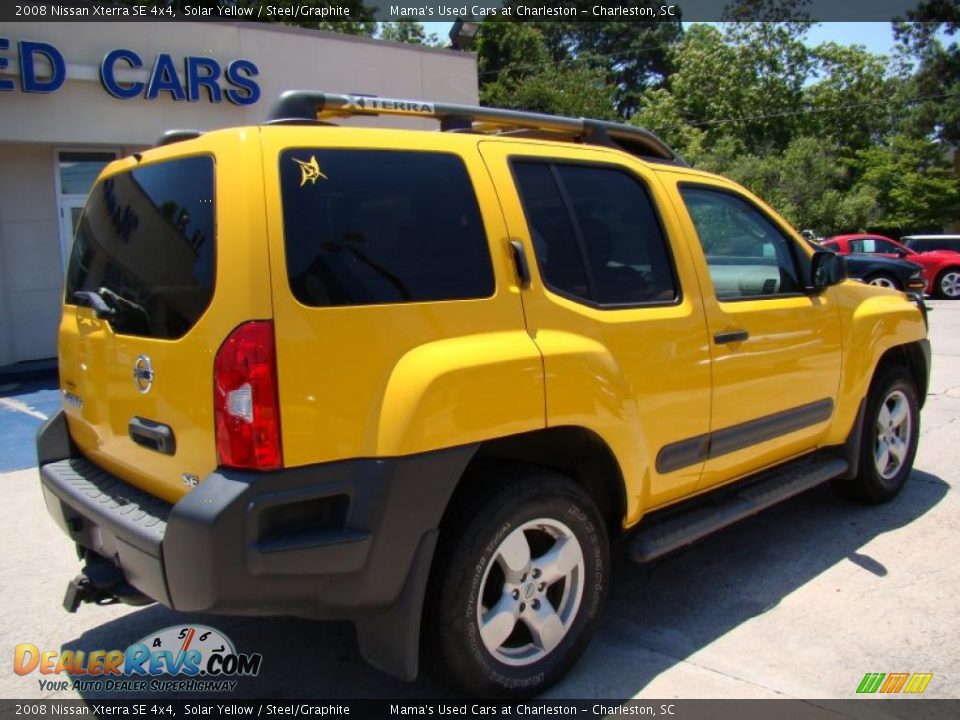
[936,268,960,299]
[834,366,919,503]
[425,467,609,697]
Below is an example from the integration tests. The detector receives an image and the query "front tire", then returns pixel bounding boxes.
[834,366,920,503]
[866,273,901,290]
[936,268,960,299]
[426,468,609,697]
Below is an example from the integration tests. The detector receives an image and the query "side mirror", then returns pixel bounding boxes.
[808,250,846,292]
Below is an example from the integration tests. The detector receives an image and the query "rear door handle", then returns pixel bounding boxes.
[129,416,176,455]
[714,330,749,345]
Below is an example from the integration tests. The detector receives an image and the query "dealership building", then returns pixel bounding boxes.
[0,21,478,368]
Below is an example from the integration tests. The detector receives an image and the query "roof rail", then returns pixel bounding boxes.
[156,129,203,147]
[267,91,685,165]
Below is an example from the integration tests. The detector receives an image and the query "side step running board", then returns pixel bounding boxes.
[629,456,848,563]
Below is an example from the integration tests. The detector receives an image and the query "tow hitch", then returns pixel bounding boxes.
[62,556,151,613]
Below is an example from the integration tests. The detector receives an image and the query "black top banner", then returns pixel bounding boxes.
[0,0,954,24]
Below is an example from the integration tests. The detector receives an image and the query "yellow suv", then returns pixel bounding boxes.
[38,91,930,697]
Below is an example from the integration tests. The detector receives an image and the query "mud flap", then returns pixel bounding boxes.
[354,530,438,681]
[835,398,867,480]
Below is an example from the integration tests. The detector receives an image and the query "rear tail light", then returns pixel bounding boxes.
[214,321,283,471]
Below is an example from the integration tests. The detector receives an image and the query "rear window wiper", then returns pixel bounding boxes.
[73,290,115,319]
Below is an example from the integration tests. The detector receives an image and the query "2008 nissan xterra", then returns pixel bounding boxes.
[37,91,929,696]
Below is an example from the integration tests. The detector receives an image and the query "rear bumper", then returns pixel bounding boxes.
[37,410,475,677]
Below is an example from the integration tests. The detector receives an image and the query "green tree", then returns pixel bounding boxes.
[804,42,899,151]
[628,20,960,233]
[720,22,813,151]
[634,24,741,152]
[858,136,960,229]
[526,2,683,119]
[475,20,550,86]
[628,87,706,159]
[894,2,960,143]
[630,23,813,155]
[696,137,880,234]
[379,20,443,47]
[487,2,682,119]
[483,63,618,120]
[476,21,618,119]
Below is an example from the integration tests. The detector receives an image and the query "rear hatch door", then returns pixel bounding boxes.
[58,132,272,503]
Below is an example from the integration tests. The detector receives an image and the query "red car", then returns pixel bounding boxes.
[823,233,960,299]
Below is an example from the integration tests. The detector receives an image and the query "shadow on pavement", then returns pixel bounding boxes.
[60,469,948,700]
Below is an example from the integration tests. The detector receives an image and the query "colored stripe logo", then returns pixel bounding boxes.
[857,672,933,694]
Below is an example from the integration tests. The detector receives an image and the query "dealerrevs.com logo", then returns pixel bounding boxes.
[14,625,263,693]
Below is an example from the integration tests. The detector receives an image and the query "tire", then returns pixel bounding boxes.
[425,467,609,697]
[936,267,960,299]
[865,273,901,291]
[833,366,920,504]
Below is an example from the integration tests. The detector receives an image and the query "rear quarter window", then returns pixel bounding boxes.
[279,149,494,307]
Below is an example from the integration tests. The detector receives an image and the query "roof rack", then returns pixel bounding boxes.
[156,129,203,147]
[267,90,686,165]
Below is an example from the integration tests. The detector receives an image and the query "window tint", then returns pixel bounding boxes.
[680,187,801,300]
[65,155,215,339]
[511,163,589,299]
[512,160,677,306]
[280,149,493,306]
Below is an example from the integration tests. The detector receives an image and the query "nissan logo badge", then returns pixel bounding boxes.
[133,355,154,394]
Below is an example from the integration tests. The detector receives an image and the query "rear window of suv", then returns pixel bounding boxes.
[65,155,216,340]
[280,149,494,307]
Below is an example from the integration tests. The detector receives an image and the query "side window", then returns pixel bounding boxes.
[852,238,898,254]
[679,186,802,300]
[512,160,678,306]
[511,163,589,299]
[280,149,494,307]
[872,239,901,254]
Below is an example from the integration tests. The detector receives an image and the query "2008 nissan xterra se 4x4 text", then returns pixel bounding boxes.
[37,91,930,697]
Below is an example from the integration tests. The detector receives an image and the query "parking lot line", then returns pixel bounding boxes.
[0,395,49,421]
[0,379,60,472]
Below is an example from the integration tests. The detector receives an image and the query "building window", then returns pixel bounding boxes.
[56,150,118,272]
[58,152,116,196]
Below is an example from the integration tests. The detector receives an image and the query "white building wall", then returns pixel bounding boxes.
[0,144,63,363]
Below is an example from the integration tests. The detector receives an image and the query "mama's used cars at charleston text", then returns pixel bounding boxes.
[37,92,929,696]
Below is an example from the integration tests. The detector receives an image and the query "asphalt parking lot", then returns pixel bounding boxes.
[1,301,958,702]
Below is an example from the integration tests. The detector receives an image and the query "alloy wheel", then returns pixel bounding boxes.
[874,389,912,480]
[476,518,585,667]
